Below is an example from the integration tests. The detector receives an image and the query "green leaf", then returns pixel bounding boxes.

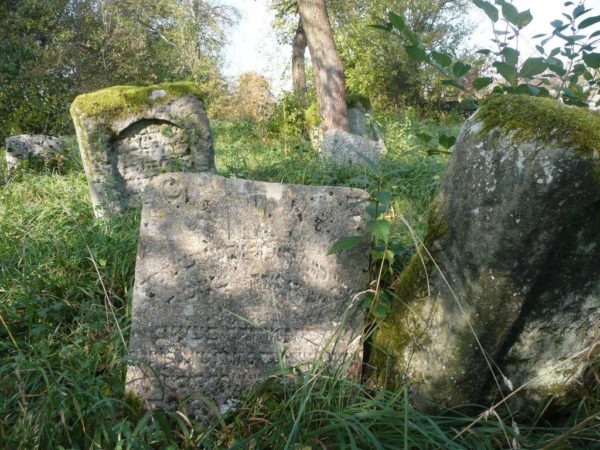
[516,10,533,27]
[527,84,541,96]
[499,1,527,27]
[519,57,547,78]
[473,0,499,22]
[500,47,519,66]
[373,191,393,206]
[326,236,365,256]
[583,52,600,69]
[431,51,453,67]
[367,219,391,241]
[439,134,456,149]
[493,61,518,85]
[550,19,564,28]
[440,79,464,89]
[405,45,428,61]
[476,49,492,55]
[369,23,393,32]
[453,61,471,78]
[388,11,405,32]
[473,77,494,90]
[579,15,600,29]
[365,202,388,218]
[416,132,433,143]
[372,300,392,319]
[573,5,589,19]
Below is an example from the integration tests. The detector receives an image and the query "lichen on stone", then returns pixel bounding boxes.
[475,94,600,158]
[70,81,203,120]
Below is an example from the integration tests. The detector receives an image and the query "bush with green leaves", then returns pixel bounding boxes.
[268,91,309,138]
[379,0,600,107]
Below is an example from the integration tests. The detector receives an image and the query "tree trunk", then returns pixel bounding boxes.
[298,0,350,132]
[292,18,308,98]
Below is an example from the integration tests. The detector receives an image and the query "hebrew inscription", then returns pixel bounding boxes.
[126,173,369,419]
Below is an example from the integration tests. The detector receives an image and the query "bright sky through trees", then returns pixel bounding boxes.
[221,0,578,96]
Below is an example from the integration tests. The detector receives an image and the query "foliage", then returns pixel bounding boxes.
[0,0,236,140]
[268,91,310,138]
[226,72,274,124]
[381,0,600,107]
[328,0,474,111]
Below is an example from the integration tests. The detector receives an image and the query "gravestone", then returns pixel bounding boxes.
[371,94,600,411]
[322,129,385,166]
[5,135,67,172]
[70,82,214,216]
[127,173,369,418]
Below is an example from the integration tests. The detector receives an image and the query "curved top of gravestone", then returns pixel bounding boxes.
[70,81,206,132]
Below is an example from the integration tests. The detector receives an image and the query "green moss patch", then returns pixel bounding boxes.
[475,94,600,157]
[70,81,203,120]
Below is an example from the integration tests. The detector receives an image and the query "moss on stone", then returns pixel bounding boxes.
[70,81,203,120]
[369,203,448,388]
[475,94,600,158]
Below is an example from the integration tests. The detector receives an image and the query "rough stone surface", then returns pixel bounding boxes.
[71,86,214,216]
[348,103,385,145]
[5,135,67,171]
[126,173,369,419]
[322,129,385,166]
[372,106,600,411]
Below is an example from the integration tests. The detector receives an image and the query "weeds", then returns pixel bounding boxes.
[1,111,598,448]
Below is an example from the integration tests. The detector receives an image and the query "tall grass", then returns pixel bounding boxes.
[0,112,598,448]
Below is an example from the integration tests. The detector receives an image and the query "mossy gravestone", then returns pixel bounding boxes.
[70,82,214,217]
[126,173,369,419]
[371,95,600,411]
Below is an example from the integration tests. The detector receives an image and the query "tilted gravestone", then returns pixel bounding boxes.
[4,135,67,172]
[371,94,600,411]
[70,82,214,216]
[126,173,369,418]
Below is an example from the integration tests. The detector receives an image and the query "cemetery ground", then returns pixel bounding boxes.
[1,113,599,449]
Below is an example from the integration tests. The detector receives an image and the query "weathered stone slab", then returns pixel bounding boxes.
[70,82,215,216]
[322,129,385,166]
[126,173,369,419]
[371,94,600,412]
[5,135,67,172]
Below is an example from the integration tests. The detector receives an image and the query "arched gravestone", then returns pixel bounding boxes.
[126,173,370,419]
[70,82,215,216]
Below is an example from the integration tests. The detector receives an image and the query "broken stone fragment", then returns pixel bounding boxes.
[70,82,215,217]
[4,135,67,172]
[371,94,600,412]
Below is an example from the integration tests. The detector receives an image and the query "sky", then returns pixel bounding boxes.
[220,0,587,96]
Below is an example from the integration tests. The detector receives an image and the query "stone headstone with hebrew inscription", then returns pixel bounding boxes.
[70,82,214,217]
[126,173,369,419]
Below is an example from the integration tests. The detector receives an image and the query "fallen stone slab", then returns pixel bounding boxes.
[126,173,370,419]
[371,94,600,412]
[5,135,67,172]
[70,82,215,216]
